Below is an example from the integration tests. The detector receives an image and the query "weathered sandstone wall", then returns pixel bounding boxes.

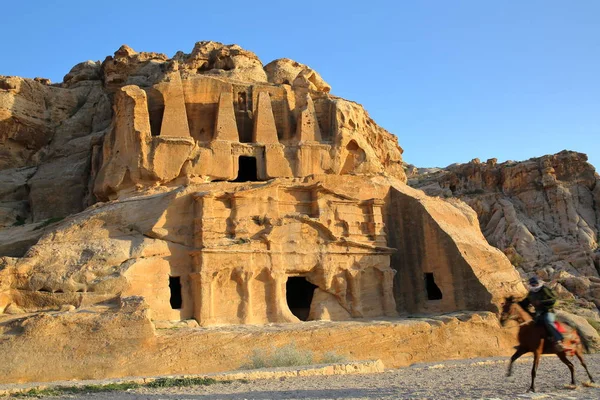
[382,180,525,314]
[408,151,600,313]
[0,301,517,384]
[0,41,531,384]
[0,175,524,322]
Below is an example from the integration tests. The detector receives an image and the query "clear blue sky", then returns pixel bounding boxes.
[2,1,599,169]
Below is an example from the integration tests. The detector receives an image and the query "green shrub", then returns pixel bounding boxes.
[33,216,64,231]
[146,377,220,388]
[14,382,140,397]
[321,351,348,364]
[241,342,347,369]
[13,378,224,397]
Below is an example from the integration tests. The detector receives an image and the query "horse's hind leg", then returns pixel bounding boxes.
[556,351,575,386]
[507,347,527,377]
[529,351,541,392]
[575,348,595,383]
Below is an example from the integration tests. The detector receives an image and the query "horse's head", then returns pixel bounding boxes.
[500,296,516,326]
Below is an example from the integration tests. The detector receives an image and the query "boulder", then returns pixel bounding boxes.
[264,58,331,92]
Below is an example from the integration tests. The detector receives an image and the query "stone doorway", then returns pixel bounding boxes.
[233,156,258,182]
[424,273,443,300]
[286,276,318,321]
[169,276,183,309]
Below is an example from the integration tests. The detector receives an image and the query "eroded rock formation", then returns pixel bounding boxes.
[408,151,600,314]
[0,41,526,383]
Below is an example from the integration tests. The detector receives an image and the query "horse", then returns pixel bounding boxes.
[500,296,594,392]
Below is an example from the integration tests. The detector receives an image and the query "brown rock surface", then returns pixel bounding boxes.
[0,40,527,384]
[0,308,517,384]
[0,74,111,224]
[408,151,600,312]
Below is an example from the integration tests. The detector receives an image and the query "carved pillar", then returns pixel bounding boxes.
[332,275,349,309]
[366,199,386,245]
[268,260,299,323]
[253,92,279,144]
[190,265,218,326]
[310,187,320,218]
[230,195,250,238]
[214,92,240,141]
[330,261,349,310]
[345,268,363,317]
[379,266,398,316]
[233,267,255,324]
[157,72,191,138]
[193,194,215,248]
[295,93,322,142]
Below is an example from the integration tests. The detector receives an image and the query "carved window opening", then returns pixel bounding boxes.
[146,88,165,137]
[286,276,318,321]
[149,105,164,136]
[424,273,443,300]
[340,140,366,174]
[169,276,183,309]
[233,156,258,182]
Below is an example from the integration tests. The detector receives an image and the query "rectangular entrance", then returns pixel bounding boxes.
[233,156,258,182]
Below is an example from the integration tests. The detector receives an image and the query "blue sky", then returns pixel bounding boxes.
[2,1,598,169]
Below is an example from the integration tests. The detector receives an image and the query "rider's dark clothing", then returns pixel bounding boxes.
[521,285,563,343]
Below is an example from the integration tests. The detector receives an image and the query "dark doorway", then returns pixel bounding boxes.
[233,156,258,182]
[424,273,443,300]
[169,276,183,309]
[286,277,318,321]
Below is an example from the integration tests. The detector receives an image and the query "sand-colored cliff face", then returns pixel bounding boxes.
[0,42,405,229]
[409,151,600,311]
[0,173,525,383]
[0,75,111,226]
[0,175,524,321]
[0,41,529,384]
[93,54,406,198]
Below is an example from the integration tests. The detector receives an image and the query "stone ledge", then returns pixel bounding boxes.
[0,360,384,397]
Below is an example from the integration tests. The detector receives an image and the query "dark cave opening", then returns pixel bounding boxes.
[286,276,318,321]
[233,156,258,182]
[169,276,183,309]
[424,272,443,300]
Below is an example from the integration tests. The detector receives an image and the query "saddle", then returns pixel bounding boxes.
[554,321,568,334]
[534,319,579,354]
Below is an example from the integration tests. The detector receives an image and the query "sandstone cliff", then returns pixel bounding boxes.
[0,42,405,233]
[408,151,600,315]
[0,41,531,384]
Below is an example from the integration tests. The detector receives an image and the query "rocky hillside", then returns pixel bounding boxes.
[408,151,600,317]
[0,41,406,257]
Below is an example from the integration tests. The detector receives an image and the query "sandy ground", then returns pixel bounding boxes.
[12,354,600,399]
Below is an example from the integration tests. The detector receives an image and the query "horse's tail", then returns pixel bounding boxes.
[576,326,591,353]
[561,320,591,353]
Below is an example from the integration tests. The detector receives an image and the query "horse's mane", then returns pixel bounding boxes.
[516,299,534,318]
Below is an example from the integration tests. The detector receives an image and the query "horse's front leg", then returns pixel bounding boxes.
[529,351,541,392]
[507,347,526,377]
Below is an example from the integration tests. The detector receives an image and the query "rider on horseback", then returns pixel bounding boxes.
[521,276,564,351]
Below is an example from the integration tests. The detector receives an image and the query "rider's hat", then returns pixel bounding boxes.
[528,276,543,290]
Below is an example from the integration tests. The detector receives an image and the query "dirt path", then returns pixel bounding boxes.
[13,354,600,399]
